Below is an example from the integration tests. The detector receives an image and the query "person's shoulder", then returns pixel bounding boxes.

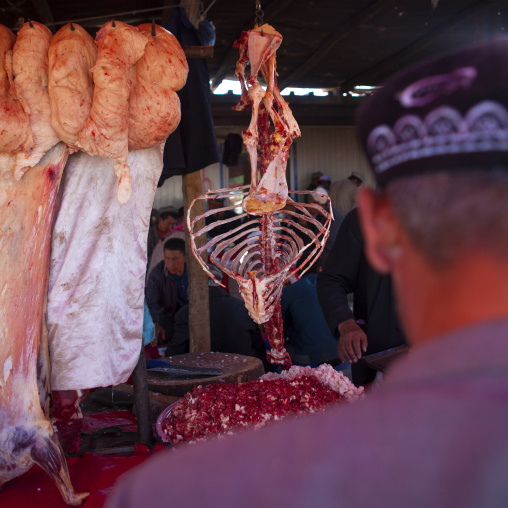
[148,224,159,237]
[281,279,298,297]
[216,289,246,309]
[341,207,360,228]
[216,291,255,320]
[148,260,167,281]
[282,276,313,303]
[148,260,161,274]
[290,273,315,291]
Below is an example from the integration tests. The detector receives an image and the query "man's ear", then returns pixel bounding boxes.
[357,187,403,274]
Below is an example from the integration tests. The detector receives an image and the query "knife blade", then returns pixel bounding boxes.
[148,365,223,377]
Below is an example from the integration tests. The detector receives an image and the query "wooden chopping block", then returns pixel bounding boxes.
[113,383,182,407]
[146,352,265,397]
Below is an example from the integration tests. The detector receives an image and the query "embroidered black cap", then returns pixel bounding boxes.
[356,38,508,185]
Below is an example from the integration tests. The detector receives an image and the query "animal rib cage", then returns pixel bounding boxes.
[187,186,332,326]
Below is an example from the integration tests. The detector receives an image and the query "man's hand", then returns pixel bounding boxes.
[151,322,165,347]
[337,319,368,363]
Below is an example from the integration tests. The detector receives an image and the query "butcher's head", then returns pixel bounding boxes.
[355,38,508,345]
[158,211,178,233]
[163,238,186,276]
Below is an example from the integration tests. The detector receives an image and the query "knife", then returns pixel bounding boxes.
[147,365,223,377]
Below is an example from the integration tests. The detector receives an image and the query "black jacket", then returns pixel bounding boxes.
[161,8,220,183]
[316,208,406,385]
[172,286,266,362]
[145,261,177,323]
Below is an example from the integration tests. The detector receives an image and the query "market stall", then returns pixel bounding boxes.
[3,1,501,506]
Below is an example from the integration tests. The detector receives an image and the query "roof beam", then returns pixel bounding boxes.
[278,0,395,90]
[211,93,358,126]
[340,0,488,91]
[210,0,296,90]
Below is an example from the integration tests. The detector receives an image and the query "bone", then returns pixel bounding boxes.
[188,190,332,366]
[187,25,331,368]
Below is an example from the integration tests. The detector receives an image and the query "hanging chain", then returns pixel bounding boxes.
[255,0,264,27]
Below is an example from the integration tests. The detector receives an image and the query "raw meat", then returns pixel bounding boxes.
[0,143,88,505]
[187,26,330,368]
[77,20,148,204]
[12,21,60,181]
[134,23,187,91]
[0,153,15,180]
[233,24,300,215]
[161,364,363,444]
[48,23,97,151]
[0,18,185,504]
[0,25,33,155]
[128,23,188,150]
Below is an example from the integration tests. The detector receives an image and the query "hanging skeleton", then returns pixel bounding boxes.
[188,24,332,368]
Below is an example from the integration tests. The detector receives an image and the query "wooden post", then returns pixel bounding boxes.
[183,170,211,352]
[179,0,210,352]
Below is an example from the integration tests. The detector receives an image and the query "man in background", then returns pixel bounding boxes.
[306,171,323,192]
[145,238,188,353]
[282,257,339,366]
[329,171,364,215]
[308,186,344,267]
[172,265,267,364]
[318,174,331,191]
[317,208,406,385]
[147,210,178,265]
[305,171,323,203]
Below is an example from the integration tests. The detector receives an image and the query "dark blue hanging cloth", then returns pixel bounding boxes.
[159,7,220,186]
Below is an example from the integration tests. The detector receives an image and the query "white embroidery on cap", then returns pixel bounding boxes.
[367,100,508,173]
[397,67,477,108]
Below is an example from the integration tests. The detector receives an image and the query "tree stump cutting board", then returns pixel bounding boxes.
[146,352,265,397]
